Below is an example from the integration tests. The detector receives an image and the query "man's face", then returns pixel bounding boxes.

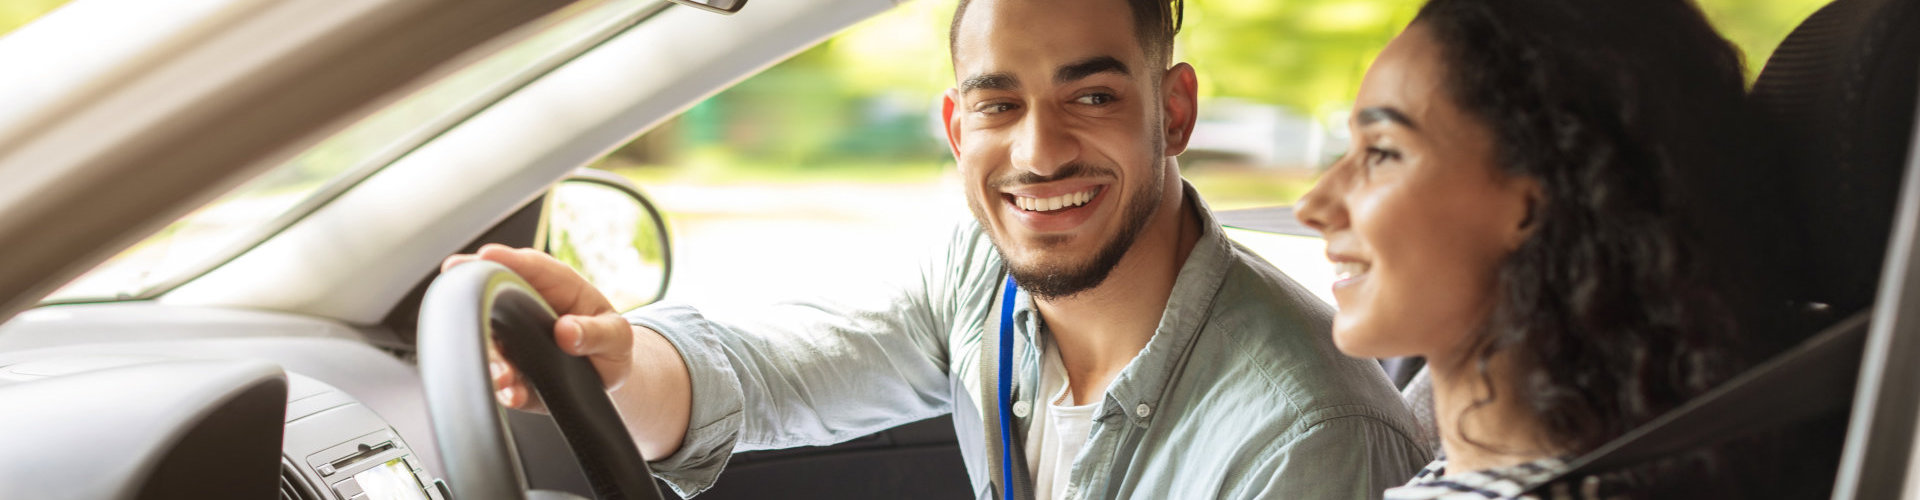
[943,0,1171,299]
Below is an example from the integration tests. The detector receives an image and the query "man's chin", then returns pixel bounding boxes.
[1007,262,1112,300]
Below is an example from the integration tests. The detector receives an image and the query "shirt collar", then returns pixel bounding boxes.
[1008,180,1235,426]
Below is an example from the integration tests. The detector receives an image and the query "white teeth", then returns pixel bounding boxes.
[1013,187,1099,212]
[1332,262,1370,281]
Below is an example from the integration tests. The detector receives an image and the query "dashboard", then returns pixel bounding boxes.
[0,302,477,500]
[0,298,972,500]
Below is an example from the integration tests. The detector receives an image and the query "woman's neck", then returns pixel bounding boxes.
[1427,349,1559,474]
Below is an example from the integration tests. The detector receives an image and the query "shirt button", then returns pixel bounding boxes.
[1013,401,1031,418]
[1135,403,1152,418]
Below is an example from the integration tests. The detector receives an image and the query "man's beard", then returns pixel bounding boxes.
[990,157,1165,301]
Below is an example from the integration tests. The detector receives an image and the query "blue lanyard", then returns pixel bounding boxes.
[996,276,1019,500]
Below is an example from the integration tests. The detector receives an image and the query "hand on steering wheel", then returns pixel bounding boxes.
[418,258,665,500]
[442,244,634,411]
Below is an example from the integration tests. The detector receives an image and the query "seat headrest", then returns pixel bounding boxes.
[1751,0,1920,316]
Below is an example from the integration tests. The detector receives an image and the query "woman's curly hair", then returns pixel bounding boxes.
[1413,0,1753,457]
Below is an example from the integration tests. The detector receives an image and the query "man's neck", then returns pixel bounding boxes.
[1034,168,1200,405]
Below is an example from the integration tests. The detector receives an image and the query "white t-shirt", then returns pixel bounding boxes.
[1024,341,1101,500]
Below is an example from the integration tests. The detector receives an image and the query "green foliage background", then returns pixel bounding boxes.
[3,0,1833,178]
[609,0,1830,178]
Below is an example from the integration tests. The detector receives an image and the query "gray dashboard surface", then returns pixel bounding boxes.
[0,302,444,476]
[0,359,287,499]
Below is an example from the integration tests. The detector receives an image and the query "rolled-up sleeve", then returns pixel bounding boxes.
[628,305,749,496]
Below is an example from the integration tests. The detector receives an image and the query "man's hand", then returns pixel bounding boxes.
[441,244,692,460]
[442,244,634,410]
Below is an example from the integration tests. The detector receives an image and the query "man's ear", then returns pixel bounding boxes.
[1161,63,1199,156]
[942,88,963,160]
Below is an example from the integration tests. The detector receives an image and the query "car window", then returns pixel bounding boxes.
[582,0,1825,307]
[0,1,67,35]
[40,0,663,304]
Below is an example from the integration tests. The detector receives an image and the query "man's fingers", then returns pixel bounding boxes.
[491,362,529,408]
[467,245,616,316]
[441,253,479,273]
[490,359,515,389]
[555,314,632,356]
[552,313,634,390]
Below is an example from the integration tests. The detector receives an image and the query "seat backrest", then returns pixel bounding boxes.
[1516,0,1920,496]
[1750,0,1920,319]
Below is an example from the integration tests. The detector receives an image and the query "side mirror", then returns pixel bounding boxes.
[541,169,672,312]
[666,0,746,15]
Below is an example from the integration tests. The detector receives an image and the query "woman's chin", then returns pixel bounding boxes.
[1330,322,1411,360]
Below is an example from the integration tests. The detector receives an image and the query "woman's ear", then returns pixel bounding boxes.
[1509,178,1544,249]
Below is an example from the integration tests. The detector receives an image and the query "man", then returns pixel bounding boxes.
[451,0,1429,498]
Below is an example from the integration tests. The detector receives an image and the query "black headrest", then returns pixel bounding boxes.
[1751,0,1920,317]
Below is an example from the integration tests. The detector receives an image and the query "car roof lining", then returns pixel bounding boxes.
[0,0,578,323]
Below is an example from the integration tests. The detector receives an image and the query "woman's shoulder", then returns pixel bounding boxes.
[1384,457,1634,500]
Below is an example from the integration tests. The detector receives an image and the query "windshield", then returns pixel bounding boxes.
[42,0,661,303]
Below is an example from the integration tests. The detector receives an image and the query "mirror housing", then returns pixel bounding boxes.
[541,168,673,312]
[666,0,746,15]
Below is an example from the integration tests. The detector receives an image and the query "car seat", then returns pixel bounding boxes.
[1515,0,1920,496]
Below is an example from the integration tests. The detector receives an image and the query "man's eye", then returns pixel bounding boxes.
[1074,93,1114,105]
[1364,146,1402,167]
[977,102,1017,114]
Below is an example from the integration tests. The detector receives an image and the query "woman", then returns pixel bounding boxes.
[1293,0,1754,497]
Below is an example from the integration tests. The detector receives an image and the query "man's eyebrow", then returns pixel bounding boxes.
[1356,106,1419,130]
[960,73,1018,93]
[1056,56,1129,84]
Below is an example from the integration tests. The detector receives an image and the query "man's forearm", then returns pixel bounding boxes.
[609,325,693,460]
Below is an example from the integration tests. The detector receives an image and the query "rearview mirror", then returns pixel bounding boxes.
[666,0,746,15]
[542,169,673,312]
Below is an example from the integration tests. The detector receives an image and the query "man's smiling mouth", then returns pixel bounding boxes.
[1010,186,1101,213]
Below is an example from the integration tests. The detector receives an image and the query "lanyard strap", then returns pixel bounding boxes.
[984,275,1032,500]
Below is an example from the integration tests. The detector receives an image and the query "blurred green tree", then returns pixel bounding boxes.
[638,0,1829,174]
[0,0,1834,176]
[0,0,64,34]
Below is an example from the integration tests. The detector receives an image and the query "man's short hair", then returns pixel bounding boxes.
[949,0,1185,72]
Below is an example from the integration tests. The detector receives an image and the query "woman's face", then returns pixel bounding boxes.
[1294,23,1539,361]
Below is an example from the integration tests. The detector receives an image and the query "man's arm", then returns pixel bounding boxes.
[451,225,986,496]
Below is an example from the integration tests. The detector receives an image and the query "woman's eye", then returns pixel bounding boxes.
[1074,93,1114,106]
[1363,146,1402,167]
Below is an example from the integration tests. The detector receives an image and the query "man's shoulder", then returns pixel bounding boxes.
[1204,240,1337,352]
[1191,242,1414,429]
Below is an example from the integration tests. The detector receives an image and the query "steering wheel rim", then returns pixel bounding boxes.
[419,260,664,500]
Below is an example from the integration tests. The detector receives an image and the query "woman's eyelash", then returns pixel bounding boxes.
[1363,146,1402,165]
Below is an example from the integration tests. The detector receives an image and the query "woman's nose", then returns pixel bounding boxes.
[1294,161,1350,235]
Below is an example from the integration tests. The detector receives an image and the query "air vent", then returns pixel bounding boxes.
[280,458,321,500]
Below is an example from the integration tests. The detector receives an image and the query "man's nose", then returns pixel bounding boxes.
[1009,106,1080,176]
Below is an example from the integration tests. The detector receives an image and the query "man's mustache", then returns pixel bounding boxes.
[990,163,1119,189]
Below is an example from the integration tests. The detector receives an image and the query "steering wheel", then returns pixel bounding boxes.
[418,260,665,500]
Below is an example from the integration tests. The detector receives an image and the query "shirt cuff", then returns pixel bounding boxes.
[627,303,745,498]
